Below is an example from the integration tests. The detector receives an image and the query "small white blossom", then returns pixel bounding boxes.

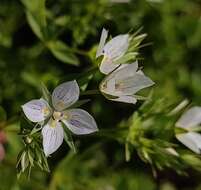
[22,80,98,156]
[176,106,201,154]
[96,28,129,75]
[100,61,154,104]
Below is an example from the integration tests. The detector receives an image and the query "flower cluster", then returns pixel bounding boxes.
[21,28,155,158]
[97,28,154,104]
[18,28,201,176]
[95,28,201,155]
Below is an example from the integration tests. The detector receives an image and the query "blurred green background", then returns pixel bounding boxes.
[1,0,201,189]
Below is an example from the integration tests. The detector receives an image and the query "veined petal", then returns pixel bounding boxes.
[99,56,120,75]
[22,99,50,122]
[100,62,140,96]
[96,28,108,58]
[52,80,79,111]
[176,132,201,154]
[100,76,115,96]
[114,65,154,95]
[176,106,201,129]
[111,95,137,104]
[103,34,129,60]
[42,120,64,156]
[106,76,116,93]
[100,62,154,98]
[113,62,137,78]
[62,109,98,135]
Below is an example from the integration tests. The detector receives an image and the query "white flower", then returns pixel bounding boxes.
[22,80,98,156]
[100,61,154,104]
[96,28,129,75]
[175,106,201,154]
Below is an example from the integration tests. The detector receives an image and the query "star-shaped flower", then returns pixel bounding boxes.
[22,80,98,156]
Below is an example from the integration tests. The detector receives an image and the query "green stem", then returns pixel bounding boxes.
[92,128,128,140]
[80,89,101,96]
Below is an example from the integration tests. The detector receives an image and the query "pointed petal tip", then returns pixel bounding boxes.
[150,79,155,86]
[44,150,50,157]
[96,28,109,58]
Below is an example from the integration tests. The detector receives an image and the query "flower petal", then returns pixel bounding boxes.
[22,99,50,122]
[100,62,140,95]
[113,62,138,79]
[96,28,108,58]
[99,56,120,74]
[99,34,129,74]
[62,109,98,135]
[103,34,129,60]
[176,132,201,154]
[176,106,201,129]
[111,95,137,104]
[101,62,154,96]
[52,80,79,111]
[42,120,64,156]
[114,64,154,95]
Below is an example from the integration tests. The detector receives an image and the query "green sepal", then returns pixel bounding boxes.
[40,83,51,103]
[62,122,77,153]
[114,52,138,65]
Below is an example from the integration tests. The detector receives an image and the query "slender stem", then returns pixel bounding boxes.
[80,89,101,96]
[92,128,128,140]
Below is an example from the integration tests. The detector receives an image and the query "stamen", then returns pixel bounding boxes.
[53,111,62,121]
[42,107,50,116]
[62,111,71,121]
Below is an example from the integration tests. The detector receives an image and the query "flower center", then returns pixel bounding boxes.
[53,111,63,121]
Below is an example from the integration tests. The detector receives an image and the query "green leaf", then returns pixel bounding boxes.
[62,124,77,153]
[47,40,79,65]
[40,83,51,103]
[21,0,46,40]
[77,74,93,91]
[128,33,147,52]
[21,151,29,172]
[181,153,201,172]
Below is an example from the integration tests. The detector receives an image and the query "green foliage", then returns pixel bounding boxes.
[16,122,50,176]
[1,0,201,189]
[47,40,79,65]
[21,0,47,40]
